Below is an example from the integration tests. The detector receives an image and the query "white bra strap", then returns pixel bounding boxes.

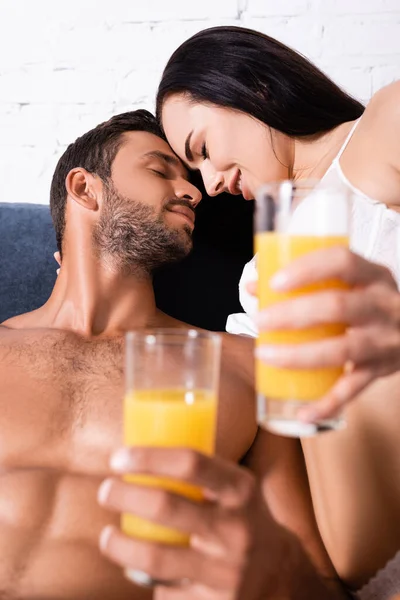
[335,117,362,161]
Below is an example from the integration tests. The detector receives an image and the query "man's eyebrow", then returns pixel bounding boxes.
[184,131,194,162]
[142,150,181,167]
[142,149,190,178]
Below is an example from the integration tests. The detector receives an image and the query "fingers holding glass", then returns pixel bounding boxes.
[255,264,400,428]
[121,330,222,587]
[255,181,351,436]
[99,524,240,591]
[97,451,265,594]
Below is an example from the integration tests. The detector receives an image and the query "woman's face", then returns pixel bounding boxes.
[162,94,291,200]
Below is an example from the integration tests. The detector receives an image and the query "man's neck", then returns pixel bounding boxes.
[35,247,159,338]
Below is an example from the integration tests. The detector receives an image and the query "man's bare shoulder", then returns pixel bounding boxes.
[220,332,254,385]
[216,333,257,462]
[221,331,255,352]
[1,306,43,329]
[0,318,70,342]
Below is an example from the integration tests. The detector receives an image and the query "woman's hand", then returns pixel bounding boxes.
[254,247,400,423]
[97,448,292,600]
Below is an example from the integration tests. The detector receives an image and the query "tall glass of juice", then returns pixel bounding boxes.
[255,180,351,437]
[123,328,221,588]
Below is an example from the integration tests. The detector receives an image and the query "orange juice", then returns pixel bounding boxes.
[256,233,349,401]
[122,388,217,545]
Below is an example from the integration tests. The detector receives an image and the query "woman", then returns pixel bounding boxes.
[99,26,400,599]
[157,25,400,422]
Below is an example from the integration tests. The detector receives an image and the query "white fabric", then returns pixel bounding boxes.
[353,551,400,600]
[226,255,258,336]
[226,118,400,338]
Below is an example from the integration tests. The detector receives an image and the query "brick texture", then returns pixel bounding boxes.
[0,0,398,204]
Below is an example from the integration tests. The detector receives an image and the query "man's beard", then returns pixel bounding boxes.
[93,182,193,276]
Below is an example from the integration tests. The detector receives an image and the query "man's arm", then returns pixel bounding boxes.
[243,428,348,598]
[257,527,351,600]
[218,333,345,594]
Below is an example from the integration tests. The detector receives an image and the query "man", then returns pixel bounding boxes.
[1,110,342,599]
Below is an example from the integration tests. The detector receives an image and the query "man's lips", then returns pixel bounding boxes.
[167,205,196,227]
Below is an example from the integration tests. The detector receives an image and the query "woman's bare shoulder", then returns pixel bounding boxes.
[367,80,400,110]
[360,81,400,129]
[361,81,400,171]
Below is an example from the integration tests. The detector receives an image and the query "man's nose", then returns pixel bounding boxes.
[175,180,202,208]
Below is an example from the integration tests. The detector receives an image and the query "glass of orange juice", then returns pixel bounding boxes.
[123,328,221,588]
[255,180,351,437]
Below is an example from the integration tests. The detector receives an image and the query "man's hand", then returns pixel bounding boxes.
[98,448,346,599]
[253,247,400,423]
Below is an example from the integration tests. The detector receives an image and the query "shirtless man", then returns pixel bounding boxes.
[0,110,335,599]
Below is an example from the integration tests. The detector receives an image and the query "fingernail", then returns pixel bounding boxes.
[110,448,132,472]
[255,346,279,361]
[255,311,273,328]
[98,478,113,505]
[99,525,116,552]
[270,271,289,290]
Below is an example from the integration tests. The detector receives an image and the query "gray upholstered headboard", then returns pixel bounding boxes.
[0,203,57,322]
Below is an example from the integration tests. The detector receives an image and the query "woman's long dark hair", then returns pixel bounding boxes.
[156,26,364,137]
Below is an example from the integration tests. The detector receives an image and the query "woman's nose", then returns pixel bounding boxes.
[201,164,225,197]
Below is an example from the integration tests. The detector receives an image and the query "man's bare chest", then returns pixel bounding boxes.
[0,331,150,598]
[24,331,125,415]
[0,330,128,476]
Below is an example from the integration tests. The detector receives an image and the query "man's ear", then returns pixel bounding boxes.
[65,168,99,211]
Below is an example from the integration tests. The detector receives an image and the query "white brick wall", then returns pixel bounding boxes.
[0,0,399,205]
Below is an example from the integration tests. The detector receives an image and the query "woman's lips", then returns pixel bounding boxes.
[240,177,254,201]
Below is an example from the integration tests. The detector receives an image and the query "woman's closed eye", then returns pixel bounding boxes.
[201,141,209,160]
